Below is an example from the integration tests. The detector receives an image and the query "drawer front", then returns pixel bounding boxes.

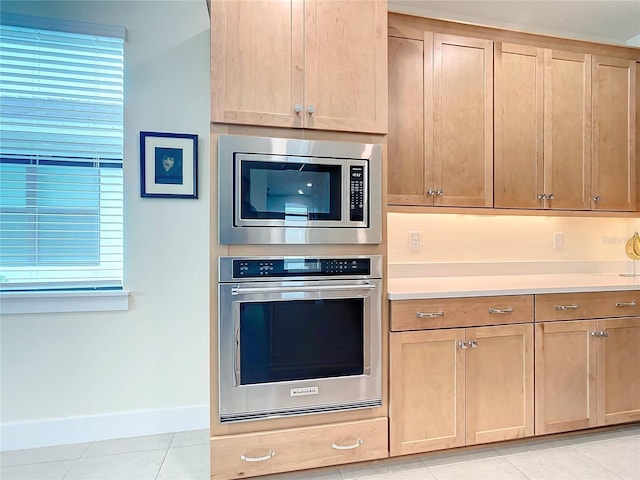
[211,417,388,480]
[390,295,533,331]
[535,291,640,321]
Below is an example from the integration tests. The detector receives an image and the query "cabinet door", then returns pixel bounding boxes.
[389,329,465,456]
[210,0,304,127]
[433,34,493,207]
[544,50,592,210]
[597,317,640,425]
[465,324,534,445]
[304,0,388,133]
[535,321,598,434]
[388,34,433,205]
[494,43,544,209]
[592,56,636,211]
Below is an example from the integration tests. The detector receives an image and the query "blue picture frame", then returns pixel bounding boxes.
[140,131,198,198]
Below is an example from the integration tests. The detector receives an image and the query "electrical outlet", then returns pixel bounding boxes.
[410,231,421,250]
[553,231,564,250]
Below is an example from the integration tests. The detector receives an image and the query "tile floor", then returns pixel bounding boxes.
[1,423,638,480]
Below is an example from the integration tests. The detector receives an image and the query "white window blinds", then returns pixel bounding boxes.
[0,16,125,292]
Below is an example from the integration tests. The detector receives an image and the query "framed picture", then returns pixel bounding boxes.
[140,131,198,198]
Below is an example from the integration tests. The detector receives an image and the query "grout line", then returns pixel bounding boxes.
[565,445,626,480]
[60,442,92,480]
[154,445,172,480]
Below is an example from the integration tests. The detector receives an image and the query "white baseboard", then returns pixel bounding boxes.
[0,404,209,452]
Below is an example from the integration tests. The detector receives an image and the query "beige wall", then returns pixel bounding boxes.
[388,213,639,264]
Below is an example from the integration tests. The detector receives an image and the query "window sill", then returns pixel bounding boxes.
[0,290,130,315]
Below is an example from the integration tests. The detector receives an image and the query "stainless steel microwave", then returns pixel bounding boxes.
[218,135,381,245]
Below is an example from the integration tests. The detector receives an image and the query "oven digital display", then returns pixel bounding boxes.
[283,258,320,273]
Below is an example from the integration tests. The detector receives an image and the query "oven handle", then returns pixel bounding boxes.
[231,283,377,295]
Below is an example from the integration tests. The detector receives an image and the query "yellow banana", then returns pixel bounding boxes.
[633,232,640,258]
[625,232,640,260]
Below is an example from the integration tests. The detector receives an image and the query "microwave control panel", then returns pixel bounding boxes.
[349,165,365,222]
[232,258,371,278]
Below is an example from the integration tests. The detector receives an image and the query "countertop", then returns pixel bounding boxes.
[387,273,640,300]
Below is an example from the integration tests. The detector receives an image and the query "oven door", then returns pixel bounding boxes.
[218,279,382,423]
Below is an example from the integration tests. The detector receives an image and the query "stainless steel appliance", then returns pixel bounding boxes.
[218,255,382,423]
[218,135,382,245]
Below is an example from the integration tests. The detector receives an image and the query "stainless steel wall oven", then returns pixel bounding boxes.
[218,255,382,423]
[218,135,382,245]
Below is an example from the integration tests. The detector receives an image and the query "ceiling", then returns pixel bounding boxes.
[388,1,640,46]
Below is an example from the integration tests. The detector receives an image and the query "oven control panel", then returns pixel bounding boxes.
[349,165,365,222]
[232,258,371,278]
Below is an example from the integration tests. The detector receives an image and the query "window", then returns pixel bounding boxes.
[0,14,125,293]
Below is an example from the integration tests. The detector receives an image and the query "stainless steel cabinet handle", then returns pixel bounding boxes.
[416,311,444,318]
[436,189,444,196]
[231,283,375,295]
[469,340,478,348]
[458,341,468,349]
[537,194,547,200]
[294,104,302,114]
[489,307,514,314]
[331,439,363,450]
[554,304,579,310]
[547,193,554,200]
[241,450,275,462]
[591,331,599,337]
[593,195,601,202]
[615,301,637,307]
[599,330,609,337]
[307,105,315,115]
[427,189,435,196]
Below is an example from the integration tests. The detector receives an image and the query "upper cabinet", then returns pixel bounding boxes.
[495,46,636,212]
[388,32,493,207]
[495,44,592,210]
[591,56,636,211]
[211,0,388,134]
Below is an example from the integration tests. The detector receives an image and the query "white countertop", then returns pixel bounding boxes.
[388,273,640,300]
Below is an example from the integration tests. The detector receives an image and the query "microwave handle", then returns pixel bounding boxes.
[231,283,376,295]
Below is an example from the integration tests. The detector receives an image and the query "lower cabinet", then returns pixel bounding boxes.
[210,417,388,480]
[535,317,640,435]
[389,324,534,456]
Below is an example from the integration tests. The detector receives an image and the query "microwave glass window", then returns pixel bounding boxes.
[240,161,342,221]
[238,298,364,385]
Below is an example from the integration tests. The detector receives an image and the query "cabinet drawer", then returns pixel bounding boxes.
[211,417,388,480]
[390,295,533,331]
[535,291,640,321]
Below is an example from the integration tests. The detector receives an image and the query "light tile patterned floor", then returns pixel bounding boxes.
[1,424,638,480]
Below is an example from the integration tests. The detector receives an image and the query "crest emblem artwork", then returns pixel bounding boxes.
[140,131,198,198]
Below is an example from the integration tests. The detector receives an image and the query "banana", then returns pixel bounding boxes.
[625,232,640,260]
[633,233,640,258]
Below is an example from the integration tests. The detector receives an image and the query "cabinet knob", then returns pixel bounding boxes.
[427,189,435,196]
[469,340,478,348]
[294,104,302,114]
[436,189,443,196]
[547,193,554,200]
[307,105,315,115]
[593,195,601,202]
[537,193,547,200]
[458,341,468,349]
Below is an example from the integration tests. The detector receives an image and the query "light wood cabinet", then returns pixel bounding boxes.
[390,323,533,456]
[495,44,592,210]
[536,317,640,434]
[211,0,387,134]
[388,32,493,207]
[592,56,636,211]
[535,290,640,435]
[211,417,388,480]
